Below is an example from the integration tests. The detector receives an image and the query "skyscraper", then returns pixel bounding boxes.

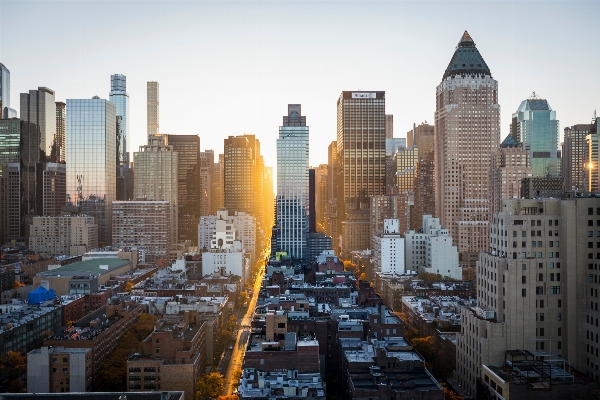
[337,91,386,212]
[511,93,560,178]
[133,135,178,248]
[223,135,258,217]
[109,74,130,165]
[163,134,200,245]
[563,124,592,192]
[273,105,309,260]
[200,150,215,217]
[147,82,159,137]
[55,102,66,163]
[434,31,500,265]
[66,97,117,245]
[0,63,16,118]
[20,87,57,162]
[385,114,394,139]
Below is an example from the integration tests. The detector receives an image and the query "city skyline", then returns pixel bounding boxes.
[1,1,599,173]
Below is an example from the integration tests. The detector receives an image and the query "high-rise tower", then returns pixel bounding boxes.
[20,87,57,162]
[55,102,66,163]
[434,31,500,265]
[274,104,309,260]
[109,74,130,165]
[0,63,16,118]
[66,97,117,245]
[147,82,159,137]
[510,93,560,178]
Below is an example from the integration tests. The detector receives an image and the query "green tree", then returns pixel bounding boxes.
[196,371,225,400]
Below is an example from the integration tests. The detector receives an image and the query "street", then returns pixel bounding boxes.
[221,251,266,395]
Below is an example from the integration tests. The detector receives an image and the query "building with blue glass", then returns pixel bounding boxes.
[109,74,130,166]
[66,97,117,245]
[511,93,560,178]
[273,104,309,260]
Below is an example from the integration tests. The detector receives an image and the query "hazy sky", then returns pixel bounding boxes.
[1,1,599,172]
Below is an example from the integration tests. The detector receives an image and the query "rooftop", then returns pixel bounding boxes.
[37,258,130,277]
[443,31,491,80]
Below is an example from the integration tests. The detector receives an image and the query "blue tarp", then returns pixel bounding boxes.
[28,286,56,304]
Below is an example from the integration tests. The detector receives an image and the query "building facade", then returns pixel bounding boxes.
[434,31,500,266]
[563,124,592,193]
[27,346,93,393]
[29,215,98,257]
[55,101,66,163]
[66,98,117,245]
[20,87,57,162]
[274,104,309,260]
[372,219,405,275]
[109,74,130,166]
[112,200,171,263]
[147,81,159,137]
[511,93,560,178]
[133,135,178,247]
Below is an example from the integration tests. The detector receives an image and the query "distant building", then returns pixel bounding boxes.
[198,209,256,262]
[66,98,117,245]
[133,135,178,247]
[405,215,461,280]
[29,215,98,257]
[385,114,393,139]
[55,101,66,162]
[146,81,159,138]
[20,87,56,162]
[112,200,171,263]
[511,93,560,178]
[27,346,93,393]
[372,219,405,275]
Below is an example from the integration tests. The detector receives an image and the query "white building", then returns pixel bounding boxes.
[198,209,256,261]
[29,215,98,257]
[28,346,92,393]
[404,215,461,280]
[202,250,248,283]
[372,219,405,275]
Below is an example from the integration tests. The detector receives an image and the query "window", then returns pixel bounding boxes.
[539,273,544,281]
[558,312,562,321]
[539,313,545,321]
[540,300,545,308]
[522,276,527,284]
[522,264,527,270]
[589,208,594,216]
[540,328,545,336]
[558,299,562,308]
[522,288,527,297]
[558,327,562,336]
[536,286,544,295]
[550,286,561,294]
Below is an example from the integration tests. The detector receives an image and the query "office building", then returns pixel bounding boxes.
[315,164,328,233]
[385,114,393,139]
[27,346,93,393]
[563,124,592,193]
[326,141,339,250]
[42,163,66,216]
[147,81,159,137]
[20,87,57,162]
[109,74,130,165]
[404,215,461,280]
[434,31,500,266]
[394,146,419,193]
[510,93,560,178]
[200,150,215,217]
[163,134,200,246]
[412,152,435,232]
[223,134,260,218]
[586,117,600,192]
[456,197,600,396]
[407,122,434,154]
[29,215,98,257]
[0,63,16,118]
[66,98,116,245]
[55,101,66,163]
[336,91,386,213]
[112,200,170,263]
[273,104,309,260]
[370,195,408,256]
[385,138,406,195]
[489,135,532,217]
[133,135,178,247]
[211,155,224,214]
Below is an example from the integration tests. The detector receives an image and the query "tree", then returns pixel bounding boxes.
[217,396,239,400]
[443,386,464,400]
[0,351,26,392]
[196,371,225,400]
[124,281,134,292]
[411,336,435,361]
[419,272,442,284]
[231,367,242,390]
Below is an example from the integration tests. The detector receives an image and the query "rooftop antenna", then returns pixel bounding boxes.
[529,91,540,100]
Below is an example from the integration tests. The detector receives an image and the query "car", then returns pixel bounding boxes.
[228,345,233,350]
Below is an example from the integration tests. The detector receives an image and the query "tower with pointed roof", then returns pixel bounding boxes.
[434,31,500,266]
[511,93,560,178]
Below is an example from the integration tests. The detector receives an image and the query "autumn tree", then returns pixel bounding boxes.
[0,351,26,392]
[443,385,464,400]
[419,272,442,284]
[217,396,239,400]
[124,281,134,292]
[196,371,225,400]
[412,336,435,361]
[231,367,242,390]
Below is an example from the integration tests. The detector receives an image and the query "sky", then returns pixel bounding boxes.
[1,1,600,176]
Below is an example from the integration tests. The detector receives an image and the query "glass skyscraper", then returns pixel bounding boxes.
[66,97,117,245]
[274,104,309,260]
[109,74,130,165]
[0,63,16,118]
[511,93,560,178]
[147,81,159,138]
